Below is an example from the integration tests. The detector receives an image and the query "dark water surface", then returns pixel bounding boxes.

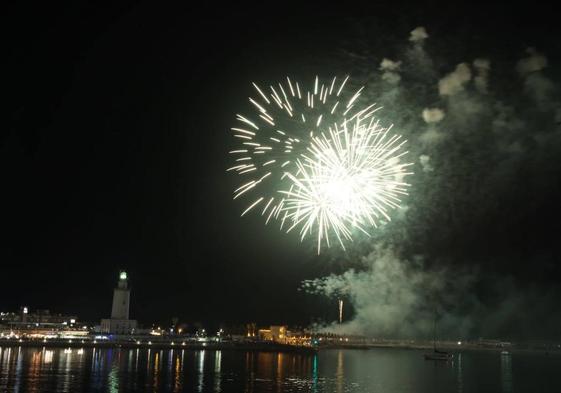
[1,346,559,392]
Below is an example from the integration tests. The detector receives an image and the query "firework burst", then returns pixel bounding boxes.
[228,77,376,217]
[228,76,411,252]
[281,117,412,252]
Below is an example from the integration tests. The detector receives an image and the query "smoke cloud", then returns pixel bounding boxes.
[303,248,474,338]
[439,63,472,96]
[422,108,445,124]
[304,247,561,339]
[306,25,561,340]
[516,48,547,75]
[379,58,402,84]
[473,58,491,94]
[419,154,434,172]
[409,26,429,44]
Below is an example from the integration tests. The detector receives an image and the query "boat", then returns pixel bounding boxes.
[424,313,453,361]
[424,349,454,361]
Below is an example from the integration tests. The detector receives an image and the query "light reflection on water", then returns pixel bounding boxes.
[501,352,512,393]
[0,346,559,392]
[214,350,221,393]
[457,353,463,393]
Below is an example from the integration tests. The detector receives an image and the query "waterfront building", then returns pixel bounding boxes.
[1,308,78,326]
[258,325,288,343]
[0,308,84,338]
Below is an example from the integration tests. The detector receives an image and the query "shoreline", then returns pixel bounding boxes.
[1,340,558,355]
[0,339,317,354]
[319,342,561,354]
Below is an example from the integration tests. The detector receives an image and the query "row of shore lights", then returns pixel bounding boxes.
[15,338,191,346]
[33,338,191,346]
[137,341,189,346]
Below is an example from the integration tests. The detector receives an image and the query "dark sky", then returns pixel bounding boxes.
[4,3,561,333]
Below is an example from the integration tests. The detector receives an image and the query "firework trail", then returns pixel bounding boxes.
[339,299,344,324]
[228,76,411,252]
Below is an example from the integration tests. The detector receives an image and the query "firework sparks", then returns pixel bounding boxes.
[228,77,377,216]
[281,117,412,252]
[228,76,411,252]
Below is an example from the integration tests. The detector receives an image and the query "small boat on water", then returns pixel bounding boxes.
[424,313,454,361]
[424,349,454,361]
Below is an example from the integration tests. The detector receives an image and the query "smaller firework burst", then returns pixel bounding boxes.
[227,76,378,224]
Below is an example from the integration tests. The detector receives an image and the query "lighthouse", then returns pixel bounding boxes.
[101,271,137,335]
[111,271,130,320]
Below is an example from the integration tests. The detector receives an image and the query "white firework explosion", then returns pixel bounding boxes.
[228,76,411,252]
[228,77,377,218]
[281,117,412,253]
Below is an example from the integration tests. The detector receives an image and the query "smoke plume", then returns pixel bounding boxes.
[305,25,561,340]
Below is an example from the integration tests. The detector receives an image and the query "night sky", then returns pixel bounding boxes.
[4,3,561,337]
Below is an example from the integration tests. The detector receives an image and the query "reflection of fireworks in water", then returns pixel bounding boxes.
[228,76,411,252]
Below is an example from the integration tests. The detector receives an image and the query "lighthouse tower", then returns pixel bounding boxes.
[100,271,137,335]
[111,271,130,319]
